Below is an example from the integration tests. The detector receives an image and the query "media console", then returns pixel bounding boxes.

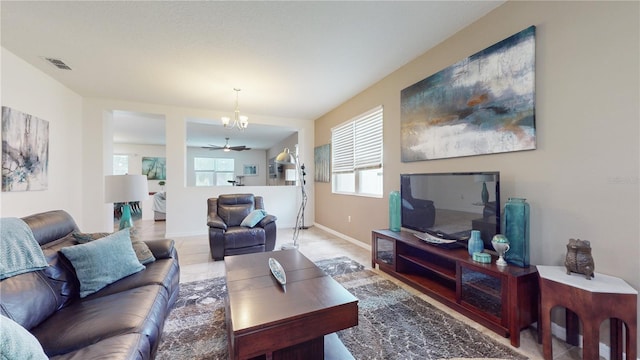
[371,229,538,347]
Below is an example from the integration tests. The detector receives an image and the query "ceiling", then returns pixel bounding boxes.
[1,1,504,148]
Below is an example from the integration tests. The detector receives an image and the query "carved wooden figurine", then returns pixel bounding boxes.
[564,238,595,279]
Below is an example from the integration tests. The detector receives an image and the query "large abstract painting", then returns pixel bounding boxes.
[142,157,166,180]
[401,26,536,162]
[2,107,49,191]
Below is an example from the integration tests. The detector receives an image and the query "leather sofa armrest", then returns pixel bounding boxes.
[143,239,175,259]
[207,216,227,230]
[258,214,277,228]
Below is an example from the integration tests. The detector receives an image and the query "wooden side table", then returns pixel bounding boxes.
[538,266,637,360]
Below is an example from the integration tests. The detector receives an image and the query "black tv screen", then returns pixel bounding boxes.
[400,172,500,249]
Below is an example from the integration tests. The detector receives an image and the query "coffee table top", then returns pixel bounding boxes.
[225,249,358,334]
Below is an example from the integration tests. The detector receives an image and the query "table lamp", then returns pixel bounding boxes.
[105,174,149,230]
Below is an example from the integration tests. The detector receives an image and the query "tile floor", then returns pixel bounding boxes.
[131,219,598,360]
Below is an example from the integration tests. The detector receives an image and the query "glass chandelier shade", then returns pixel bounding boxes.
[222,88,248,130]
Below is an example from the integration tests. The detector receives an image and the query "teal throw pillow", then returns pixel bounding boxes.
[71,231,155,265]
[241,209,267,228]
[60,229,145,298]
[0,314,48,360]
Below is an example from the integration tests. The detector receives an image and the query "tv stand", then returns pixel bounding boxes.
[371,229,538,347]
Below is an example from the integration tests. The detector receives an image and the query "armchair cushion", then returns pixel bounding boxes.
[241,209,268,228]
[207,216,227,230]
[258,214,277,227]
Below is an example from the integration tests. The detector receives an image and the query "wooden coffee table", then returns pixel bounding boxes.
[225,249,358,360]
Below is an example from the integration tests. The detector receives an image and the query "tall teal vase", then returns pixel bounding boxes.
[503,198,530,267]
[389,191,401,232]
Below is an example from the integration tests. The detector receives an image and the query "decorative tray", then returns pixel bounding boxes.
[413,232,457,244]
[268,258,286,285]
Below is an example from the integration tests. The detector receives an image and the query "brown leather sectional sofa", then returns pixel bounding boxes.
[0,210,180,359]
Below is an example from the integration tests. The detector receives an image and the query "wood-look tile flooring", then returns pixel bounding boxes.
[131,219,596,360]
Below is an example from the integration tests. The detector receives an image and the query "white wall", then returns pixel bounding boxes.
[0,48,84,222]
[81,98,314,237]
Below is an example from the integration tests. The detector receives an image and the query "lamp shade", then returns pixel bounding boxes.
[275,148,296,165]
[105,175,149,203]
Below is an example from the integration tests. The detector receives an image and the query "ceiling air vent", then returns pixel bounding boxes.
[44,57,72,70]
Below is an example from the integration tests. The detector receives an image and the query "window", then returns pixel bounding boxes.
[113,155,129,175]
[331,106,383,197]
[194,157,235,186]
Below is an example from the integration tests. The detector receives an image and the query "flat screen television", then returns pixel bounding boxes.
[400,172,500,250]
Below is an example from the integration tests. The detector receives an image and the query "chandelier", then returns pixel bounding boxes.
[221,88,248,130]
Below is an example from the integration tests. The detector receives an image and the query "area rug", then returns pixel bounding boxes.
[156,257,528,360]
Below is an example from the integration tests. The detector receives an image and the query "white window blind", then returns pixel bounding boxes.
[331,106,383,173]
[331,122,354,174]
[354,108,383,170]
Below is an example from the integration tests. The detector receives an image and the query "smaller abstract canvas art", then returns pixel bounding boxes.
[2,107,49,191]
[314,144,330,183]
[142,157,166,180]
[243,164,258,176]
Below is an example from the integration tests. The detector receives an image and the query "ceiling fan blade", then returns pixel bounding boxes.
[202,144,224,150]
[229,146,250,151]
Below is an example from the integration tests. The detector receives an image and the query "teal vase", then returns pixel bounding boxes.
[119,203,134,230]
[503,198,530,267]
[467,230,484,256]
[389,191,401,232]
[481,182,489,204]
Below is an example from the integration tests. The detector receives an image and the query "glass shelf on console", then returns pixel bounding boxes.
[374,235,394,267]
[460,265,503,320]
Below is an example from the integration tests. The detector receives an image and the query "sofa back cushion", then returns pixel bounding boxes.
[0,211,82,329]
[0,271,60,330]
[0,234,81,330]
[22,210,78,246]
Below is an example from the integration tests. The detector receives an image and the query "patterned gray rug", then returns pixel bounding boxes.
[156,257,528,360]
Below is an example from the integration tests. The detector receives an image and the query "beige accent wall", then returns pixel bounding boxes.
[314,0,639,346]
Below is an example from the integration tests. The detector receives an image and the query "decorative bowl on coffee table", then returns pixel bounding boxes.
[268,257,286,285]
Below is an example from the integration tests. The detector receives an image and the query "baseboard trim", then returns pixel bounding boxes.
[313,223,371,251]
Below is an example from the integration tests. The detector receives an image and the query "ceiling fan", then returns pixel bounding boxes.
[202,137,251,152]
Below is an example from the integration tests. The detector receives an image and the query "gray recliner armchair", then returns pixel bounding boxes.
[207,193,277,261]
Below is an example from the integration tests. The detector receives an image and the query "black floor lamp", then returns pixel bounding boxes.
[275,147,307,250]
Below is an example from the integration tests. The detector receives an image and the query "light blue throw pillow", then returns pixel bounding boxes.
[0,314,48,360]
[60,229,145,298]
[240,209,267,228]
